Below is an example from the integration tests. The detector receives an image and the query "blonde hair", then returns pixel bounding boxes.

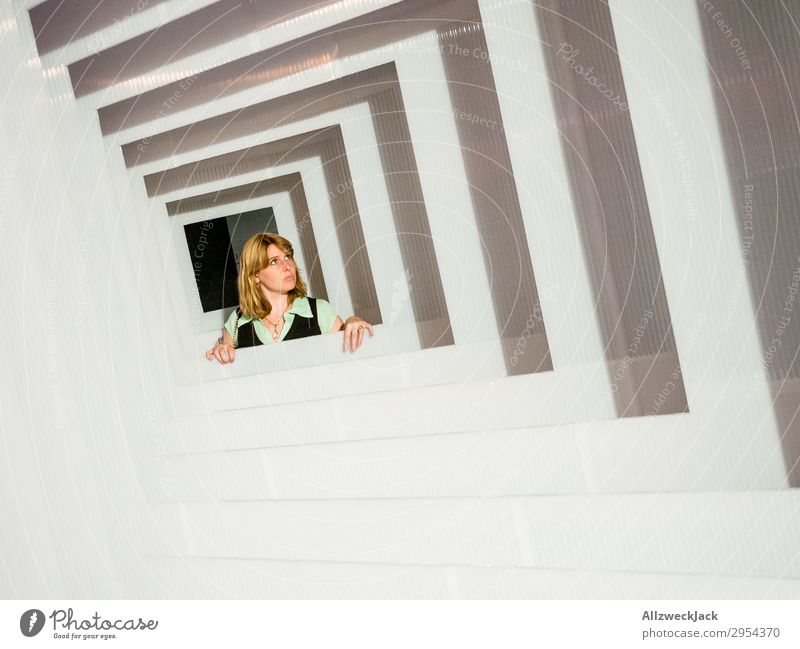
[237,233,307,318]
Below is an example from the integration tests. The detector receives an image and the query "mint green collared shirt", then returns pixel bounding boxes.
[224,297,338,346]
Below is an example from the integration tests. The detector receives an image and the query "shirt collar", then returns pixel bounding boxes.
[285,296,312,318]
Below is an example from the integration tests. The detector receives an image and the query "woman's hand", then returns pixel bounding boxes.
[205,330,236,364]
[341,316,374,352]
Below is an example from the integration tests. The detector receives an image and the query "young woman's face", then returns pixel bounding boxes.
[255,243,297,294]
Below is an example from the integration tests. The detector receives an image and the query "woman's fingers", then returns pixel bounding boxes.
[344,324,355,352]
[343,322,373,352]
[210,344,235,364]
[344,325,354,352]
[223,346,235,363]
[347,327,358,352]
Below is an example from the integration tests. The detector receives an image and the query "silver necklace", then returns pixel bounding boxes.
[264,314,283,341]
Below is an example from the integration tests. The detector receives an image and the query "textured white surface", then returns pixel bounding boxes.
[1,0,798,600]
[144,493,800,578]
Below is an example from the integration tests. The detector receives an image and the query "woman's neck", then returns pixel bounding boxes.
[263,289,290,317]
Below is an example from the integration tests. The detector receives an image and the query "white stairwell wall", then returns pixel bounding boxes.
[1,0,799,599]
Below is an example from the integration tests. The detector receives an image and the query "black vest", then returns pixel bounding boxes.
[234,298,321,348]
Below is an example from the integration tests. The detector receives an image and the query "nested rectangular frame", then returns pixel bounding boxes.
[100,1,680,416]
[122,28,620,427]
[71,0,790,490]
[145,101,441,347]
[139,80,528,379]
[106,32,564,382]
[151,149,438,372]
[159,156,359,331]
[154,145,428,366]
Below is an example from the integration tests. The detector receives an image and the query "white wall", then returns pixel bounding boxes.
[0,0,179,597]
[2,0,799,599]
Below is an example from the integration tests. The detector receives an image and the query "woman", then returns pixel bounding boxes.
[206,232,374,364]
